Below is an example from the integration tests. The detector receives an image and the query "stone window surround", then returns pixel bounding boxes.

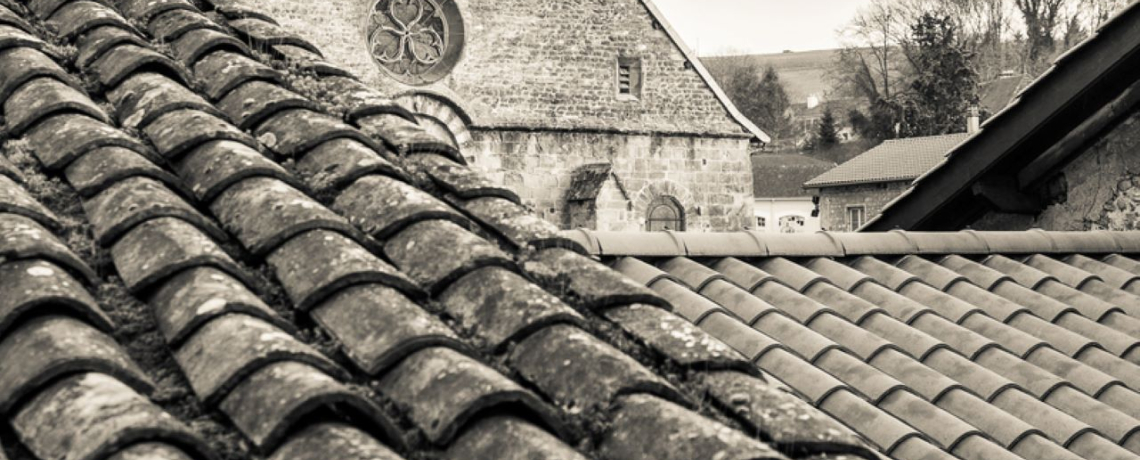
[616,56,644,101]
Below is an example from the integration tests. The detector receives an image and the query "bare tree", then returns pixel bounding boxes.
[1014,0,1069,71]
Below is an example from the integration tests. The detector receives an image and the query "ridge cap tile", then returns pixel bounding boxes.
[110,216,253,293]
[85,175,228,246]
[150,8,225,44]
[255,108,380,158]
[523,247,671,311]
[383,219,514,294]
[192,50,285,101]
[74,25,148,69]
[0,174,61,231]
[0,213,98,285]
[174,139,301,204]
[148,265,293,347]
[109,71,222,130]
[0,46,77,104]
[334,173,470,240]
[24,113,156,172]
[266,423,404,460]
[294,137,408,194]
[46,0,135,41]
[442,415,589,460]
[64,145,188,198]
[87,42,193,89]
[603,304,756,374]
[5,77,109,137]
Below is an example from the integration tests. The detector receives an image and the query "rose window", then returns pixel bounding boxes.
[368,0,465,85]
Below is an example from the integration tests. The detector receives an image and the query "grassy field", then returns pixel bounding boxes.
[703,49,841,103]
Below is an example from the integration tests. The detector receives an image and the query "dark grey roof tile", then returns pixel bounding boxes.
[267,423,402,460]
[868,349,964,403]
[25,113,153,171]
[87,43,192,89]
[27,0,72,19]
[909,314,998,360]
[174,139,298,203]
[334,174,468,240]
[816,350,907,404]
[204,0,278,23]
[659,257,727,291]
[110,217,251,293]
[877,390,981,451]
[648,277,727,324]
[700,371,874,456]
[815,389,921,454]
[217,81,317,131]
[74,25,147,69]
[226,17,321,55]
[211,177,361,256]
[921,348,1016,401]
[699,311,784,361]
[934,388,1042,449]
[5,77,108,136]
[106,443,195,460]
[149,8,223,44]
[316,76,416,124]
[886,437,958,460]
[65,146,184,198]
[600,393,787,460]
[144,109,257,160]
[443,416,587,460]
[1065,432,1139,460]
[219,361,401,453]
[356,113,463,162]
[1024,347,1121,397]
[807,315,903,362]
[311,283,463,375]
[266,229,419,311]
[149,266,292,346]
[85,176,227,246]
[175,313,346,405]
[192,50,284,100]
[46,1,134,41]
[438,267,584,351]
[848,314,943,361]
[714,258,777,291]
[1009,433,1084,460]
[462,197,575,250]
[754,313,839,364]
[384,220,512,293]
[295,138,407,193]
[0,259,112,339]
[0,175,60,231]
[1040,385,1140,445]
[758,347,849,404]
[511,324,683,412]
[119,0,197,24]
[255,109,379,158]
[270,44,350,77]
[0,47,74,104]
[748,281,836,325]
[108,72,222,130]
[375,346,565,445]
[522,248,669,311]
[989,387,1094,446]
[407,153,519,203]
[700,279,780,324]
[12,373,212,460]
[0,25,50,55]
[0,214,97,284]
[0,4,31,31]
[0,315,153,412]
[0,154,23,184]
[606,303,754,371]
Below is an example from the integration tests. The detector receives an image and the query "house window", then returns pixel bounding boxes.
[756,216,767,229]
[617,57,643,99]
[647,196,684,231]
[847,206,866,231]
[779,215,806,234]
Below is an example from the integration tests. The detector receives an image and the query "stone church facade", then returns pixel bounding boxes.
[226,0,764,231]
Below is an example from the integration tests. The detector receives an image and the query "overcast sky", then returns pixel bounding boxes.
[652,0,873,56]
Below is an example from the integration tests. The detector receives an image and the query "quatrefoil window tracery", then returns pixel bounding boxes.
[368,0,463,85]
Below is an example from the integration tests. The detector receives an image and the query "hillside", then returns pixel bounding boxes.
[703,49,842,103]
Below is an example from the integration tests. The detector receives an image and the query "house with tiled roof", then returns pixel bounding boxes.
[866,3,1140,232]
[567,228,1140,460]
[0,0,889,459]
[805,133,969,232]
[751,154,834,234]
[977,72,1030,117]
[196,0,767,233]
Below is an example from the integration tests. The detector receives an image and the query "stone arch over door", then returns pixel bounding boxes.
[634,180,698,231]
[393,91,474,150]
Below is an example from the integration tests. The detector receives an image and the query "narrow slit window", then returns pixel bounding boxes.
[617,57,642,99]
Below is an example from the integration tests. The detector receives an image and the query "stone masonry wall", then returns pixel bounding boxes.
[223,0,749,136]
[467,129,754,232]
[818,182,911,232]
[973,109,1140,231]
